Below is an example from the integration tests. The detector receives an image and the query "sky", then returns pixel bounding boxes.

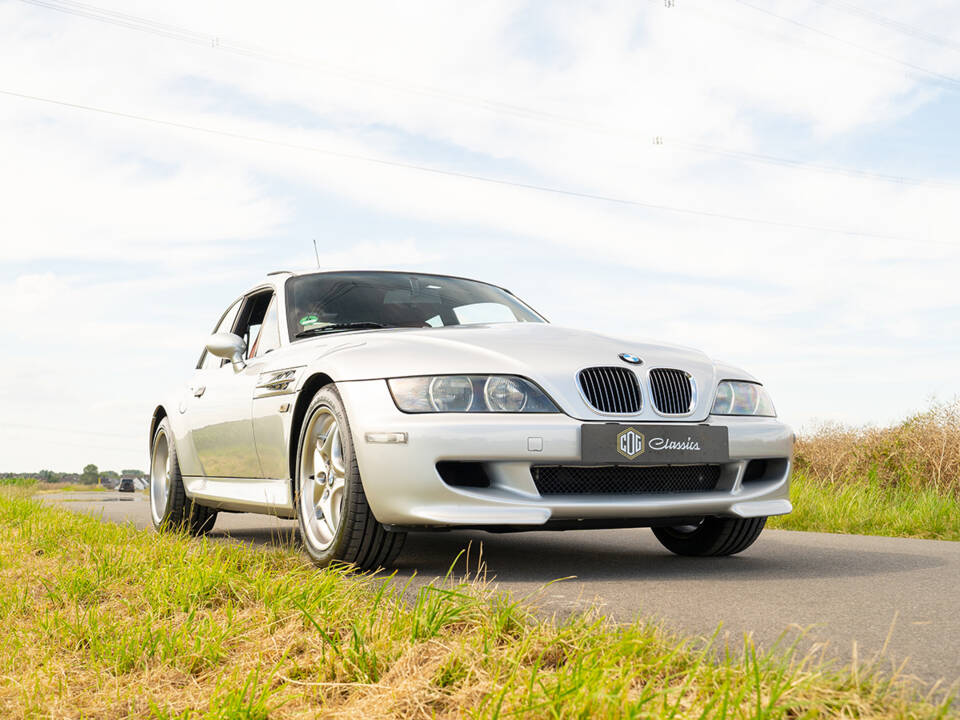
[1,0,959,473]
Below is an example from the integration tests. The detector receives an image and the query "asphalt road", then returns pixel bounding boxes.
[41,491,960,694]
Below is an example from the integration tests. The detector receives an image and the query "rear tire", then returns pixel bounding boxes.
[295,385,405,570]
[652,516,766,556]
[150,417,218,535]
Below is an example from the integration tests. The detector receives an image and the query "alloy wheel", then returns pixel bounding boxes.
[150,430,171,524]
[299,407,347,551]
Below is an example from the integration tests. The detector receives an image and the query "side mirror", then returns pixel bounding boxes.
[206,332,247,370]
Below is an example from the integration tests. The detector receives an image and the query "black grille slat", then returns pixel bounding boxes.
[610,371,625,414]
[613,369,630,413]
[608,370,623,413]
[532,465,721,495]
[600,370,618,413]
[649,368,693,415]
[578,366,641,414]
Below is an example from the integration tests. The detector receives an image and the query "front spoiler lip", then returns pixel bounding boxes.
[401,501,793,527]
[400,476,792,527]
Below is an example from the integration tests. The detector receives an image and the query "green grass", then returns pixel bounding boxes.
[2,477,110,492]
[0,477,36,488]
[0,492,954,718]
[769,471,960,541]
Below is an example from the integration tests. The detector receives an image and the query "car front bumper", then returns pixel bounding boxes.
[338,380,794,529]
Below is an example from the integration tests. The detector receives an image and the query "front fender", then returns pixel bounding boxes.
[151,391,203,477]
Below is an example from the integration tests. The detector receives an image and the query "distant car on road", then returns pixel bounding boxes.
[117,476,136,493]
[149,270,794,569]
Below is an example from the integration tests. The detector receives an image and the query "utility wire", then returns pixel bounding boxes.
[1,87,949,247]
[666,138,960,189]
[729,0,960,88]
[15,0,960,190]
[806,0,960,54]
[16,0,580,128]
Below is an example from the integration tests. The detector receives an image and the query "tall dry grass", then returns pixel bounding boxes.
[795,399,960,494]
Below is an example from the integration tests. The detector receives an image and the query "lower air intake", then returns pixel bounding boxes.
[531,464,721,495]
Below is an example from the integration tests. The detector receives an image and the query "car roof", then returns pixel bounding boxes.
[262,269,514,295]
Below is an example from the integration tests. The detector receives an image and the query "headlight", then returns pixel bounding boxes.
[388,375,558,413]
[711,381,776,417]
[429,376,474,412]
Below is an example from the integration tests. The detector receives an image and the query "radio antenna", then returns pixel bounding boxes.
[312,239,320,268]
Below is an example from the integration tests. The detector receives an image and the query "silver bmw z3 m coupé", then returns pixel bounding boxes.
[149,270,793,568]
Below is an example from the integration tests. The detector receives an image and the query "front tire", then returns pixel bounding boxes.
[652,516,766,556]
[150,417,218,535]
[295,385,405,569]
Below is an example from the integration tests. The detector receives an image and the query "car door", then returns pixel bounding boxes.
[248,293,292,479]
[186,289,275,478]
[175,299,241,477]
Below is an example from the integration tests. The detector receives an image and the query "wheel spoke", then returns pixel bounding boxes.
[319,421,336,458]
[331,430,346,475]
[328,476,345,529]
[319,491,336,538]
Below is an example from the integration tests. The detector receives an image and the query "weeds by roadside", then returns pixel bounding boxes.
[770,400,960,540]
[770,471,960,540]
[0,477,36,488]
[792,400,960,494]
[0,492,954,718]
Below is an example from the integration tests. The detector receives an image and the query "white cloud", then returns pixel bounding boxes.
[1,0,958,471]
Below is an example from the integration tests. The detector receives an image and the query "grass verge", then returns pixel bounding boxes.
[770,400,960,541]
[769,471,960,541]
[0,492,955,718]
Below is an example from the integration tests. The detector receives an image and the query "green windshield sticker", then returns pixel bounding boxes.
[299,314,319,326]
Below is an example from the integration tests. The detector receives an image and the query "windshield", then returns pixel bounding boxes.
[284,272,544,340]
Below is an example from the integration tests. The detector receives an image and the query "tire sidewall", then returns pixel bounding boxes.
[653,516,766,556]
[653,521,714,554]
[295,386,359,566]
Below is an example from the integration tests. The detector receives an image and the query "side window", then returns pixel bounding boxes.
[199,301,241,370]
[251,295,281,357]
[232,291,275,361]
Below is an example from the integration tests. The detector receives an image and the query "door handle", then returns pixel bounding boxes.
[193,386,206,398]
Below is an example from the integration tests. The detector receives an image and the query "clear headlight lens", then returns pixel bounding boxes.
[388,375,558,413]
[484,376,528,412]
[711,381,776,417]
[429,376,474,412]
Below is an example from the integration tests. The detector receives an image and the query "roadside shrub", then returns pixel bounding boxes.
[796,399,960,494]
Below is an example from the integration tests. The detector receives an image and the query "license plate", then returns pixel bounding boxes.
[580,424,729,465]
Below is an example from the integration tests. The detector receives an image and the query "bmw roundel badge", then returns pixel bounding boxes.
[618,353,642,365]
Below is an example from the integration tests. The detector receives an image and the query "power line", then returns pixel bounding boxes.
[729,0,960,88]
[1,87,950,247]
[16,0,581,129]
[666,138,960,189]
[807,0,960,55]
[16,0,960,190]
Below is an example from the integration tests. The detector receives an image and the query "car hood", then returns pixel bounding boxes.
[286,323,751,422]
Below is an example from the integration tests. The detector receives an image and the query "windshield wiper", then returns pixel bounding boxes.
[295,322,390,338]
